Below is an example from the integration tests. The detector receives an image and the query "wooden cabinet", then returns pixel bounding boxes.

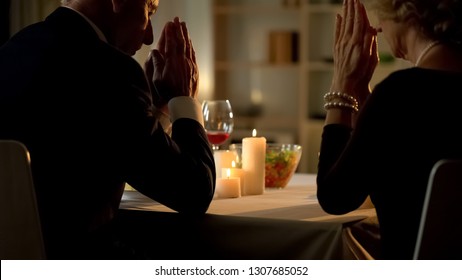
[212,0,409,172]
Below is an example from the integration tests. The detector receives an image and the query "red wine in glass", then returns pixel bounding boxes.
[202,100,234,151]
[206,131,230,146]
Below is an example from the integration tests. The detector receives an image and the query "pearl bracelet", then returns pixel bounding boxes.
[324,101,359,113]
[324,91,358,108]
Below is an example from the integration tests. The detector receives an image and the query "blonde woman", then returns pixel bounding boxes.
[317,0,462,259]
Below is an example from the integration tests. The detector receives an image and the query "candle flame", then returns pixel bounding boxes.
[232,160,236,168]
[226,168,231,179]
[252,129,257,137]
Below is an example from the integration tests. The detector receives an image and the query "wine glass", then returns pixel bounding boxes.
[202,100,234,151]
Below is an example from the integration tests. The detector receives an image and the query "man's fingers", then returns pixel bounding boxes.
[164,21,176,57]
[144,51,154,73]
[175,19,186,55]
[151,49,165,80]
[157,22,168,56]
[181,22,193,59]
[190,39,197,64]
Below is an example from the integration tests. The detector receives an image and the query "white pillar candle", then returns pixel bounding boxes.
[222,161,245,195]
[216,168,241,198]
[213,150,238,178]
[242,129,266,195]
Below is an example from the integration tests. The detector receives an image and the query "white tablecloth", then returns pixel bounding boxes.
[119,174,377,259]
[122,174,375,223]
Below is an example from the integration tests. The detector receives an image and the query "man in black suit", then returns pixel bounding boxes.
[0,0,215,259]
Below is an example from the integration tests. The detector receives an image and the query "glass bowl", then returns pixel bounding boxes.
[229,143,302,189]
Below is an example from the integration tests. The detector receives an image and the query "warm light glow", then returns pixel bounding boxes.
[252,129,257,137]
[251,89,263,105]
[226,168,231,179]
[232,160,236,168]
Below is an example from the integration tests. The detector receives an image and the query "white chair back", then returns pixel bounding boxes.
[413,159,462,259]
[0,140,45,259]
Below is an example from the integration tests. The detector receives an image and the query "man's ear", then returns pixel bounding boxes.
[111,0,125,13]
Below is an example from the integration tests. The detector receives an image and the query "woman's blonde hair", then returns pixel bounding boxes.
[364,0,462,44]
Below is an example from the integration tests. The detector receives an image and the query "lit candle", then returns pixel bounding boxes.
[213,150,238,178]
[242,129,266,195]
[222,161,245,195]
[216,168,241,198]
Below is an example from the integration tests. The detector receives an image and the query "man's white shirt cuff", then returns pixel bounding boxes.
[168,97,204,127]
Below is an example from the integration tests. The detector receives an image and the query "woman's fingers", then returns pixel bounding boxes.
[334,14,342,47]
[352,0,366,44]
[344,0,355,38]
[360,1,373,30]
[369,34,379,71]
[331,0,379,92]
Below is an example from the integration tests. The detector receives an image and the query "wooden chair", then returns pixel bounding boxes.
[413,159,462,259]
[0,140,45,259]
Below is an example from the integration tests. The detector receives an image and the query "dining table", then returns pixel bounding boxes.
[119,173,379,260]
